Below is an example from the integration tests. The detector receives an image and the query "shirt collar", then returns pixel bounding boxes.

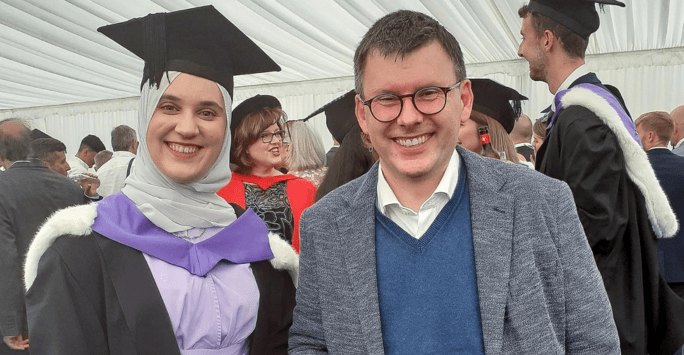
[552,64,589,111]
[648,146,670,151]
[377,148,460,214]
[673,139,684,149]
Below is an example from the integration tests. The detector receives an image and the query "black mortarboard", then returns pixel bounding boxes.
[231,95,281,137]
[470,79,528,134]
[30,129,51,141]
[98,5,280,98]
[303,90,357,144]
[527,0,625,40]
[81,134,106,152]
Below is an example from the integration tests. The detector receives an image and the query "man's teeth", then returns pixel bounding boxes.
[169,143,198,153]
[396,135,428,147]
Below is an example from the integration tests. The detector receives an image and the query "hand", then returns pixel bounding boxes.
[3,335,29,350]
[79,172,101,197]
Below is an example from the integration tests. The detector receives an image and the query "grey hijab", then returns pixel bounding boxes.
[121,71,236,233]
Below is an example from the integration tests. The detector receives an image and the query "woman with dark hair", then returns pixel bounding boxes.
[218,95,316,253]
[23,7,296,355]
[315,124,377,201]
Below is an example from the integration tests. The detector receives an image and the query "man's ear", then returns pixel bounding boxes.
[542,30,555,52]
[355,94,369,134]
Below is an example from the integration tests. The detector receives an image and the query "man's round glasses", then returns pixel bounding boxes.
[260,130,290,144]
[359,82,462,122]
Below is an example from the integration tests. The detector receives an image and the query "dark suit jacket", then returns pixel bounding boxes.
[0,160,85,340]
[648,148,684,282]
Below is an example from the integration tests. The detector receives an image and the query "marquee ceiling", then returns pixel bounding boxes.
[1,0,682,109]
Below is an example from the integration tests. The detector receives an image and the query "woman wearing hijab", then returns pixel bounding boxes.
[218,95,316,253]
[23,6,297,355]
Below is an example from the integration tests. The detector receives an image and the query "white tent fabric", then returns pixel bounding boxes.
[1,0,683,153]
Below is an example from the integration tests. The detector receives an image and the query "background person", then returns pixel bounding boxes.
[24,6,296,354]
[518,1,684,352]
[635,111,684,299]
[510,114,534,161]
[0,119,85,354]
[218,95,316,253]
[93,150,113,171]
[285,120,327,187]
[66,134,105,178]
[671,105,684,156]
[96,125,137,197]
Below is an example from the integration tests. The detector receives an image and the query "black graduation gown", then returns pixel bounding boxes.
[25,217,295,354]
[536,73,684,355]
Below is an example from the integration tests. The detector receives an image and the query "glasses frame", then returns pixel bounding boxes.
[359,81,462,123]
[260,130,288,144]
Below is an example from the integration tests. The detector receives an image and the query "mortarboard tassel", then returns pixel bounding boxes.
[142,13,167,89]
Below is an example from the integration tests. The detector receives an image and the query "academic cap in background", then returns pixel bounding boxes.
[303,90,357,144]
[30,129,52,140]
[470,79,528,134]
[526,0,625,40]
[230,95,281,138]
[98,5,280,98]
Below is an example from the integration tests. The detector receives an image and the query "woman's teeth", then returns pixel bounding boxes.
[169,143,198,153]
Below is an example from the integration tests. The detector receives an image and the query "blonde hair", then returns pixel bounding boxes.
[286,121,325,171]
[635,111,674,144]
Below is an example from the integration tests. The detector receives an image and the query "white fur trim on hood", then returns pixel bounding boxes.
[24,203,300,291]
[560,86,678,238]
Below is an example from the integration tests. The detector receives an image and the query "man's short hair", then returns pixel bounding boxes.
[30,138,67,164]
[635,111,674,143]
[0,118,32,162]
[94,150,113,171]
[79,134,106,153]
[353,10,466,97]
[111,125,136,152]
[518,5,588,59]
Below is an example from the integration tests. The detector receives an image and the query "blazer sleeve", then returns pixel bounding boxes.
[25,246,109,355]
[553,183,621,354]
[0,200,25,337]
[288,209,328,354]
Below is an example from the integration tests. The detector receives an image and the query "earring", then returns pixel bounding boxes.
[368,146,374,153]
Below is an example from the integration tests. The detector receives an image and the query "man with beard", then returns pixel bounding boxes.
[518,1,684,354]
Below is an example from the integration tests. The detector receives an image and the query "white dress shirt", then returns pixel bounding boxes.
[552,64,590,112]
[66,156,90,178]
[376,149,460,239]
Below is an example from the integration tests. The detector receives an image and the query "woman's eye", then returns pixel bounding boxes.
[198,110,216,118]
[160,104,177,112]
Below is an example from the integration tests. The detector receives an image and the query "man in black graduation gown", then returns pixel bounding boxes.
[0,119,85,354]
[518,1,684,354]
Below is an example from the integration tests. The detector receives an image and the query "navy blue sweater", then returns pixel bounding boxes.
[375,167,484,354]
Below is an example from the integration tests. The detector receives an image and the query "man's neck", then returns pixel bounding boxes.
[380,165,446,212]
[547,58,584,94]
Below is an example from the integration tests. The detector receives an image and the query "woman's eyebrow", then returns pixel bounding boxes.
[160,94,181,102]
[198,100,224,111]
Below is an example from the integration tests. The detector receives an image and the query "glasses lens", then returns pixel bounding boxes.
[414,87,446,115]
[370,94,402,122]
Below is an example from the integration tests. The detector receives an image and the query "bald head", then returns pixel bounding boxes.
[671,105,684,146]
[509,114,533,144]
[0,119,31,168]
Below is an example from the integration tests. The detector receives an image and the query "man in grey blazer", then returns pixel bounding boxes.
[289,10,619,355]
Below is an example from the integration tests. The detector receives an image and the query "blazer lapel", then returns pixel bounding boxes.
[94,233,182,355]
[459,148,514,355]
[337,164,386,354]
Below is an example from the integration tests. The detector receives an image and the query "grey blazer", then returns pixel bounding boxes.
[289,147,620,355]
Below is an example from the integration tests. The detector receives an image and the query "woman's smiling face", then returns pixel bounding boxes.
[146,73,227,184]
[247,123,284,171]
